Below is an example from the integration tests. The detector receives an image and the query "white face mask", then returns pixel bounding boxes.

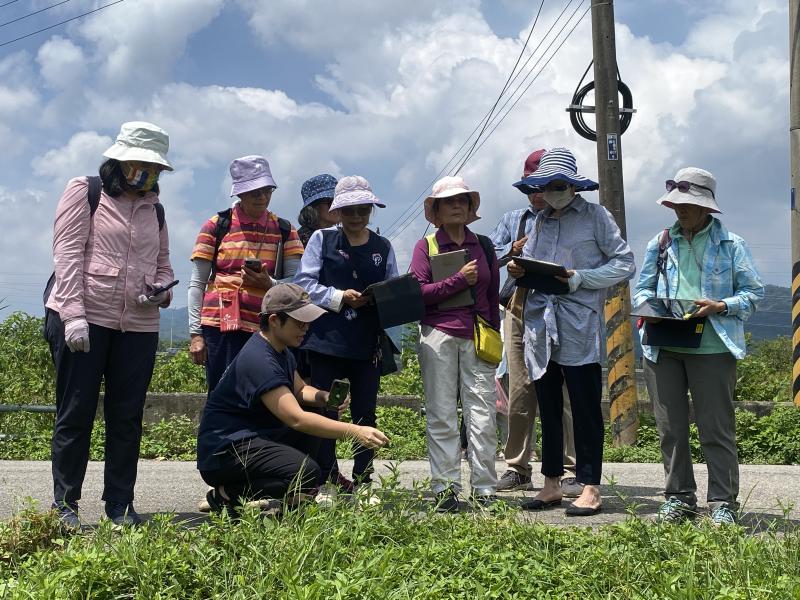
[543,188,573,209]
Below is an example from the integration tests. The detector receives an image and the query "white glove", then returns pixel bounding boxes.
[136,289,170,307]
[64,317,90,353]
[567,271,583,294]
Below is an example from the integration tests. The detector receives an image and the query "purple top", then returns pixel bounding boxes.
[409,226,500,340]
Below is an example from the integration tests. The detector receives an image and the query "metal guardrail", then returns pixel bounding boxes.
[0,404,56,414]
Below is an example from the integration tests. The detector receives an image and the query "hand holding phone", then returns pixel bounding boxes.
[148,279,179,299]
[327,379,350,411]
[244,259,262,272]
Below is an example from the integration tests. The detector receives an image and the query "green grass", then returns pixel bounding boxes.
[1,490,799,599]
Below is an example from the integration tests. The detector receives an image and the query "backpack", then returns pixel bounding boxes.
[209,208,292,281]
[42,176,165,307]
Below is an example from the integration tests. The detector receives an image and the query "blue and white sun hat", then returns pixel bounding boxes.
[330,175,386,211]
[301,174,338,208]
[512,147,598,193]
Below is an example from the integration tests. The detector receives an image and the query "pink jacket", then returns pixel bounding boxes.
[45,177,174,333]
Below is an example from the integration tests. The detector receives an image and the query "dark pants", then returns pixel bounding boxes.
[535,361,603,485]
[202,325,252,392]
[200,432,321,501]
[45,309,158,506]
[308,351,381,485]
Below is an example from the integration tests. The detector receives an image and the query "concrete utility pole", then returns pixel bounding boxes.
[790,0,800,406]
[591,0,639,444]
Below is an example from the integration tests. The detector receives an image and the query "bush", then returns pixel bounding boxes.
[736,336,791,402]
[149,348,206,393]
[0,313,54,405]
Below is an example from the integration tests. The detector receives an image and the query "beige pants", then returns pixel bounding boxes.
[503,289,576,477]
[419,325,498,495]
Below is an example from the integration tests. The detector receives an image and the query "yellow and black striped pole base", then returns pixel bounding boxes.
[604,280,639,446]
[793,262,800,406]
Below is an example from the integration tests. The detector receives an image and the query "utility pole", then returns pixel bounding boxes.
[591,0,639,444]
[790,0,800,406]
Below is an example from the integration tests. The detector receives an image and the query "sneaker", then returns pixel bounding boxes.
[655,497,697,524]
[104,502,144,527]
[471,494,498,509]
[334,473,355,494]
[53,502,81,530]
[434,489,460,514]
[710,504,737,526]
[560,477,585,498]
[496,470,533,492]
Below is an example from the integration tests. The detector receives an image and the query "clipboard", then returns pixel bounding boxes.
[361,274,424,328]
[430,249,474,309]
[632,298,707,348]
[512,257,570,295]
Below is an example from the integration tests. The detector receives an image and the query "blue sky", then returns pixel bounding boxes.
[0,0,789,317]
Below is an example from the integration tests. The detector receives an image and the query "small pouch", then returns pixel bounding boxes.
[473,314,502,364]
[219,290,241,332]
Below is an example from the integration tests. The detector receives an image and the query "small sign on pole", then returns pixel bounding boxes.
[607,133,619,161]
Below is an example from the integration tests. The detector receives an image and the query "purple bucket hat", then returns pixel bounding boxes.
[330,175,386,211]
[230,155,277,197]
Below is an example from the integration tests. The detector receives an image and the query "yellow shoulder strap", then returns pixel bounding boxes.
[426,233,439,257]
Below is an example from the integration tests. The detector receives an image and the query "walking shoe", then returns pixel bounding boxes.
[560,477,585,498]
[104,502,144,527]
[655,497,697,524]
[470,494,499,509]
[496,470,533,492]
[334,473,355,494]
[710,504,738,526]
[434,489,460,514]
[53,502,81,530]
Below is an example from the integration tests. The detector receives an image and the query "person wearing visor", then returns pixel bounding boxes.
[188,156,304,392]
[297,174,339,247]
[44,121,175,527]
[507,148,635,516]
[490,149,578,495]
[294,175,398,493]
[197,283,389,515]
[633,167,764,526]
[409,175,501,512]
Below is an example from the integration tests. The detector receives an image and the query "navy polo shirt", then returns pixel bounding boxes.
[197,333,296,472]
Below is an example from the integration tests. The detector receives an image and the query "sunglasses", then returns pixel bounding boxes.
[665,180,715,199]
[545,182,569,192]
[339,206,372,217]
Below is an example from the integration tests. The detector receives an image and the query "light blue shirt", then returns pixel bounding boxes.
[521,195,636,380]
[633,217,764,361]
[489,206,538,260]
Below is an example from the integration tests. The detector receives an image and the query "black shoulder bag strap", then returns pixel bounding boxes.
[273,217,292,280]
[209,208,233,282]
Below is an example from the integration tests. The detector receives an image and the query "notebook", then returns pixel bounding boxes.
[632,298,706,348]
[361,274,424,328]
[512,257,570,295]
[430,249,474,309]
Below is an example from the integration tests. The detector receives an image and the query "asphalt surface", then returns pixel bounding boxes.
[2,460,798,529]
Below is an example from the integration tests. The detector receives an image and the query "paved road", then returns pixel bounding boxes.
[2,460,798,528]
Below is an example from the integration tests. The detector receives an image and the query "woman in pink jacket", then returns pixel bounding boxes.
[43,122,175,528]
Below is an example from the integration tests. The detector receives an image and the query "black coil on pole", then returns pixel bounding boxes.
[569,61,634,141]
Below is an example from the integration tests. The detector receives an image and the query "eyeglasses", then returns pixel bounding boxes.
[339,206,372,217]
[545,182,569,192]
[665,180,715,199]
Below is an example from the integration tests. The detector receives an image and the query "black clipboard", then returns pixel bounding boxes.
[512,257,570,295]
[361,274,425,328]
[633,298,707,348]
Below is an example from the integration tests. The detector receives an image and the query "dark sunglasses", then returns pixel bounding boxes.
[545,181,569,192]
[665,180,715,199]
[339,205,372,217]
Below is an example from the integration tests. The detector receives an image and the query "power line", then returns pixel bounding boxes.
[0,0,21,8]
[387,1,590,242]
[0,0,126,48]
[0,0,74,29]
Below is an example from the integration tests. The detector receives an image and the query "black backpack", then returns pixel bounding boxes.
[209,208,292,280]
[42,176,165,307]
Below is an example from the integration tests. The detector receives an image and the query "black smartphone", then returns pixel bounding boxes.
[149,279,179,297]
[327,379,350,410]
[244,259,262,272]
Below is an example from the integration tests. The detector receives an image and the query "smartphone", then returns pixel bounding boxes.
[149,279,179,297]
[327,379,350,410]
[244,259,262,272]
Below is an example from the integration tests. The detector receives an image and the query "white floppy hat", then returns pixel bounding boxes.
[102,121,173,171]
[330,175,385,211]
[657,167,721,213]
[424,175,480,226]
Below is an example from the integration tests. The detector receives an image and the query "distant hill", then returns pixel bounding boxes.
[159,306,190,345]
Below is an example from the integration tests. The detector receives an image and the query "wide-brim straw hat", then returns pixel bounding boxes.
[424,175,480,226]
[657,167,721,213]
[512,147,597,193]
[330,175,385,211]
[102,121,173,171]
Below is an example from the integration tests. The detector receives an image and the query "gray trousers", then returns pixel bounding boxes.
[644,350,739,510]
[503,289,575,477]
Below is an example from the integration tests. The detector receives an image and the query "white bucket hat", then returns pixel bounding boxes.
[102,121,173,171]
[330,175,385,211]
[424,175,481,226]
[657,167,720,213]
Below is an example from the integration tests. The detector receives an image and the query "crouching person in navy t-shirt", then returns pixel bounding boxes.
[197,283,389,514]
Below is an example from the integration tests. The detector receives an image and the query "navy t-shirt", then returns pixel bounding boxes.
[197,333,297,471]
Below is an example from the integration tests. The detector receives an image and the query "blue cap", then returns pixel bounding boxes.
[301,174,338,207]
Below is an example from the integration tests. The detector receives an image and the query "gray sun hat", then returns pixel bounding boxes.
[657,167,720,213]
[260,283,326,323]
